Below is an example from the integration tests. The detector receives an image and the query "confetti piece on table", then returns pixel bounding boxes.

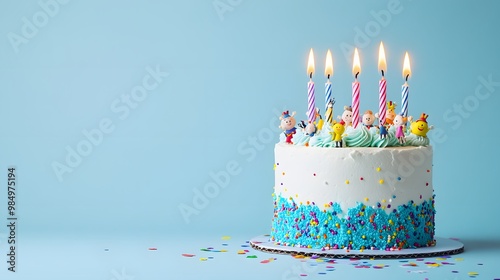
[435,257,447,261]
[237,250,246,255]
[299,274,307,277]
[293,255,305,259]
[221,236,231,240]
[455,258,464,261]
[468,272,479,276]
[182,254,195,257]
[200,258,208,261]
[148,248,157,251]
[260,258,276,264]
[407,270,428,274]
[241,244,250,247]
[104,249,109,252]
[246,255,257,258]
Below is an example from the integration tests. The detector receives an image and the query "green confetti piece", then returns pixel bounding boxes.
[246,255,258,258]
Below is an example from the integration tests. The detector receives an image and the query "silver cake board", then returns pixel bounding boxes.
[250,235,464,259]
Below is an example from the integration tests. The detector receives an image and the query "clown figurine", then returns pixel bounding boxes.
[362,110,376,129]
[279,111,297,144]
[385,101,397,125]
[338,106,353,127]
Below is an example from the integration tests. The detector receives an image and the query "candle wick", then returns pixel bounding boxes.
[381,70,385,77]
[405,74,409,81]
[327,74,330,79]
[355,72,359,79]
[310,72,313,79]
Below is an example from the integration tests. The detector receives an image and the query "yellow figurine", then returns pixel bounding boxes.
[409,113,432,137]
[330,122,346,147]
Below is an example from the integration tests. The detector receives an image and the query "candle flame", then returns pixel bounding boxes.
[403,52,411,79]
[352,48,361,77]
[307,48,315,77]
[378,42,387,74]
[325,49,333,77]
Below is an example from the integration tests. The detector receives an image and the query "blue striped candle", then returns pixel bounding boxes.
[324,49,333,113]
[401,52,411,119]
[325,81,332,112]
[401,82,409,118]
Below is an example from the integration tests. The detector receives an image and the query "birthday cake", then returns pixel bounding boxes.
[270,47,436,251]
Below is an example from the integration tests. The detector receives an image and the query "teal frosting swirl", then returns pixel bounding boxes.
[308,124,335,147]
[309,134,337,147]
[404,133,430,146]
[344,126,372,147]
[370,126,400,147]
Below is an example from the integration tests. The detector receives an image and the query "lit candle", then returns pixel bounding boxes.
[378,42,387,125]
[307,48,316,124]
[401,52,411,119]
[352,48,361,128]
[325,49,333,113]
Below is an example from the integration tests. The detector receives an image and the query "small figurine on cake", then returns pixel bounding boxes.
[315,108,324,131]
[393,114,407,144]
[362,110,376,129]
[385,101,397,125]
[409,113,433,137]
[338,106,353,126]
[304,121,317,137]
[324,99,335,124]
[279,111,297,144]
[379,124,388,139]
[330,122,345,147]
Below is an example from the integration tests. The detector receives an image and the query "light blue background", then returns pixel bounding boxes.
[1,0,499,279]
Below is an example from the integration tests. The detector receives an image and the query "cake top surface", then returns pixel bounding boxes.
[278,108,432,148]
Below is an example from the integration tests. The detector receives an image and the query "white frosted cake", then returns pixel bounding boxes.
[270,110,435,251]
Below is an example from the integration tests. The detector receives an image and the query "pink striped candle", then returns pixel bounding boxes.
[379,78,387,125]
[351,48,361,128]
[378,42,387,125]
[352,80,360,128]
[307,49,316,123]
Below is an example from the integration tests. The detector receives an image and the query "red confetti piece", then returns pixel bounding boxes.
[260,260,270,264]
[148,248,157,251]
[182,254,195,257]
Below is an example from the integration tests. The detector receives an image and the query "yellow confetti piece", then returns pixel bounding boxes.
[220,249,228,252]
[294,255,305,259]
[376,167,381,172]
[273,164,276,170]
[315,259,324,263]
[237,250,246,254]
[200,258,208,261]
[455,258,464,261]
[426,263,441,267]
[435,257,446,260]
[221,236,231,240]
[364,197,369,202]
[468,272,479,276]
[379,179,384,184]
[345,180,350,184]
